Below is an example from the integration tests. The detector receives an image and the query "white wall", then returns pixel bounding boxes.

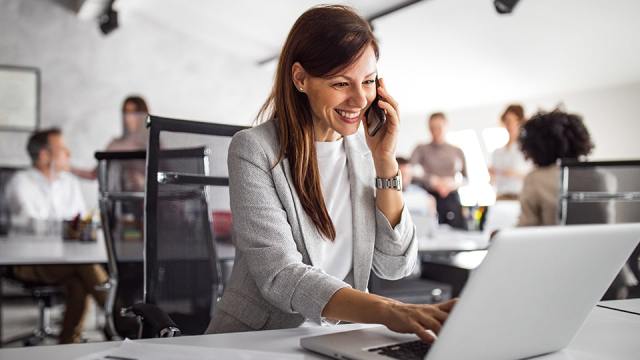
[0,0,273,167]
[0,0,272,207]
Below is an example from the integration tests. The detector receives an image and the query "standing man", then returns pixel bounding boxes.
[5,128,109,343]
[410,112,467,229]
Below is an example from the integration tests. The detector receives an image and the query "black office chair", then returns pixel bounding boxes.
[1,268,61,346]
[127,115,245,338]
[369,271,451,305]
[0,166,64,346]
[559,159,640,299]
[95,151,147,340]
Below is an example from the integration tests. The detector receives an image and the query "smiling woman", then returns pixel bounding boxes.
[207,5,456,342]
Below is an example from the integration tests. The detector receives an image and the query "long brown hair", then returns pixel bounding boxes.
[257,5,379,240]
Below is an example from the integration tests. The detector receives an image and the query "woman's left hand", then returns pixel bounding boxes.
[364,78,400,178]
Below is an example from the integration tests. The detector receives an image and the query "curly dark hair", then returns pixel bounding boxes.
[519,110,594,167]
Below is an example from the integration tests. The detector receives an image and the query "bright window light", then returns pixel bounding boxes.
[447,129,495,206]
[481,127,509,155]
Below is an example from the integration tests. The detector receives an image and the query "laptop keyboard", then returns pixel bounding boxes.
[368,340,432,360]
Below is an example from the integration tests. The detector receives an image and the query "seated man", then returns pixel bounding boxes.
[5,128,109,344]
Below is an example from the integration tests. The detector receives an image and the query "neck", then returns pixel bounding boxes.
[35,163,55,181]
[313,119,341,142]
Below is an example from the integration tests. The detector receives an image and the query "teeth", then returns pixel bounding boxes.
[336,109,359,119]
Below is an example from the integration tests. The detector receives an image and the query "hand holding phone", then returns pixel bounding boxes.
[365,78,387,137]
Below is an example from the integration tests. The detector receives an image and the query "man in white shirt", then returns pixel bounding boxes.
[5,128,108,344]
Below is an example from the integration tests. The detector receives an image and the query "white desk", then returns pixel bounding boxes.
[0,234,235,265]
[0,304,637,360]
[419,228,489,253]
[0,233,108,266]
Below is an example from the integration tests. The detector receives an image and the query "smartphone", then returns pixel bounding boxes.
[366,78,386,137]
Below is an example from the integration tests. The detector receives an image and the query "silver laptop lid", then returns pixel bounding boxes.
[427,223,640,360]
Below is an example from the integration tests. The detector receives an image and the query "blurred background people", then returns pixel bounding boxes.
[411,112,467,229]
[397,157,436,217]
[105,95,149,152]
[516,110,594,227]
[398,156,437,239]
[72,95,150,181]
[5,128,84,228]
[489,104,531,200]
[4,128,109,344]
[517,109,637,298]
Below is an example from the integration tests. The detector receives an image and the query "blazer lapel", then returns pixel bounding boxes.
[345,134,376,291]
[280,158,324,267]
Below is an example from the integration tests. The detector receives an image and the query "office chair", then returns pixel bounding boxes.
[560,159,640,299]
[0,166,66,346]
[138,115,246,337]
[95,150,147,340]
[368,271,452,305]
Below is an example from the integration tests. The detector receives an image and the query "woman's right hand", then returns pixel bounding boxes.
[380,299,457,343]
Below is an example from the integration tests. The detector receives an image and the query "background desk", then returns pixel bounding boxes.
[0,234,108,266]
[0,304,638,360]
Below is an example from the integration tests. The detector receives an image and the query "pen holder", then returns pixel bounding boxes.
[62,219,98,242]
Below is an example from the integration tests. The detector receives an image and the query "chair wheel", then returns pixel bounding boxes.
[23,337,42,346]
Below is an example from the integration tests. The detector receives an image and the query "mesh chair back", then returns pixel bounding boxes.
[560,160,640,296]
[95,151,147,339]
[145,116,246,335]
[560,160,640,225]
[0,167,23,234]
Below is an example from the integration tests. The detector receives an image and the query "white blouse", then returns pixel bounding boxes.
[315,138,353,281]
[491,143,531,195]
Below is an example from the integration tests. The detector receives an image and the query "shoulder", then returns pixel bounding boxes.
[229,120,280,166]
[7,169,35,188]
[448,143,464,155]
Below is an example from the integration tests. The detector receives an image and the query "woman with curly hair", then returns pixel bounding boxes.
[517,110,594,226]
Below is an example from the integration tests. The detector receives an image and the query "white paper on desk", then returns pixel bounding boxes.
[74,339,304,360]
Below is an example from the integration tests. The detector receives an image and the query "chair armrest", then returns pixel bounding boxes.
[121,303,181,338]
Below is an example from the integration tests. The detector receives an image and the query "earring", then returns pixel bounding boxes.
[299,87,304,92]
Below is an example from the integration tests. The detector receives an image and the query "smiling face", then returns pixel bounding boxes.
[293,44,378,141]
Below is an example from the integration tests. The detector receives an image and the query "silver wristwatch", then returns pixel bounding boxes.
[375,172,402,191]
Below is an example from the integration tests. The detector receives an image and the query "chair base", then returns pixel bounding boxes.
[3,326,58,347]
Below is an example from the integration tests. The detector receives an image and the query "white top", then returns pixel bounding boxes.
[315,138,353,281]
[491,143,531,195]
[4,168,86,224]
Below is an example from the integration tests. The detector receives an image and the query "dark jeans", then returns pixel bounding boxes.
[425,189,467,230]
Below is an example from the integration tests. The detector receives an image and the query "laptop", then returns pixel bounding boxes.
[301,223,640,360]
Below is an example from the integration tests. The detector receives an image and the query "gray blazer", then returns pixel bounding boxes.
[207,120,417,334]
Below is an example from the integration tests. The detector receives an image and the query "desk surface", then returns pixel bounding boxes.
[0,233,108,266]
[418,228,490,253]
[0,304,638,360]
[598,298,640,316]
[0,234,235,266]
